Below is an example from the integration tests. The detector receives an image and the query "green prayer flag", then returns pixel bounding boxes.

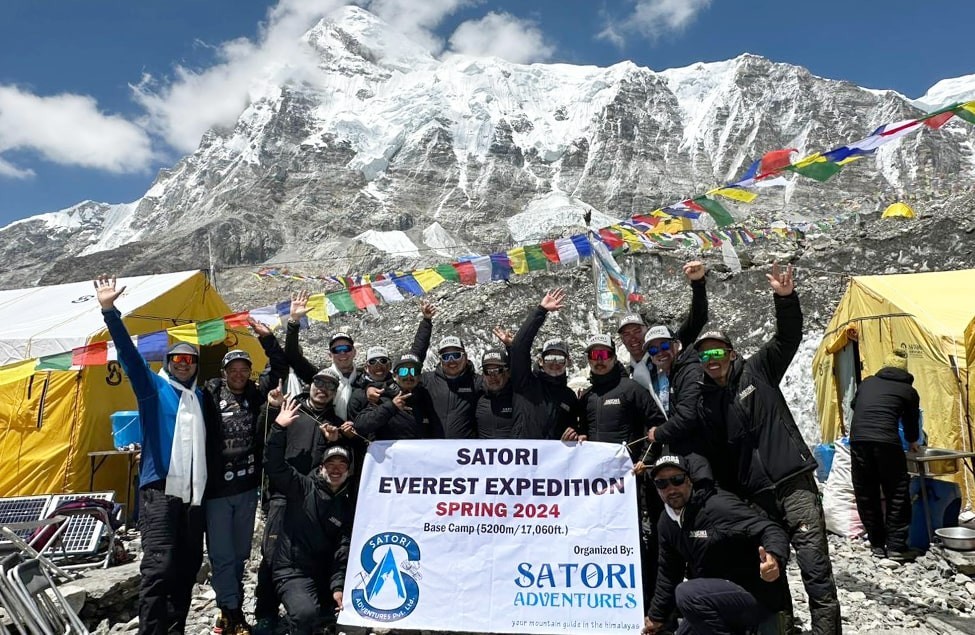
[524,245,549,271]
[196,318,227,346]
[35,352,73,371]
[328,290,357,313]
[786,161,842,183]
[692,197,735,227]
[955,103,975,125]
[434,264,460,282]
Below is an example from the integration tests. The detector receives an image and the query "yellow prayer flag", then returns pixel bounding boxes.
[167,323,200,344]
[0,359,38,386]
[507,247,528,275]
[837,156,863,167]
[793,153,825,168]
[963,101,975,115]
[617,227,644,252]
[413,268,446,292]
[649,217,692,233]
[709,187,758,203]
[306,294,329,323]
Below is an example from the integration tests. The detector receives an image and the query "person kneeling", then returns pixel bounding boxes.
[644,455,790,635]
[265,398,356,635]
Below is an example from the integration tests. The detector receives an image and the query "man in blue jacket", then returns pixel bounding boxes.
[95,275,210,635]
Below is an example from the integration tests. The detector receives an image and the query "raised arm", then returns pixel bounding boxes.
[251,318,290,399]
[285,291,319,383]
[675,261,708,348]
[409,300,436,361]
[95,275,156,398]
[754,262,802,385]
[264,398,313,500]
[510,288,565,391]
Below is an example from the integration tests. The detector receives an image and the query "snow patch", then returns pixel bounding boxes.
[422,222,463,256]
[506,192,620,243]
[353,229,419,257]
[914,73,975,111]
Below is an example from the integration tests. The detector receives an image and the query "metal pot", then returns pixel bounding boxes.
[906,447,961,476]
[935,527,975,551]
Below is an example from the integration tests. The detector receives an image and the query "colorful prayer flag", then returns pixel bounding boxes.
[328,290,357,313]
[392,273,424,297]
[524,244,549,271]
[371,279,406,303]
[0,359,37,386]
[224,312,251,329]
[539,241,561,264]
[709,187,758,203]
[507,247,529,275]
[35,352,73,371]
[490,253,512,281]
[72,341,109,366]
[349,285,380,310]
[413,268,446,292]
[555,237,580,264]
[692,197,735,227]
[434,264,460,283]
[306,294,330,322]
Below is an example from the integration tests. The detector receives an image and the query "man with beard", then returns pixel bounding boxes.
[694,262,840,634]
[203,324,288,635]
[643,455,790,635]
[253,368,353,634]
[265,399,355,635]
[95,275,210,635]
[475,349,516,438]
[353,353,439,440]
[423,336,481,439]
[617,261,708,393]
[505,288,583,441]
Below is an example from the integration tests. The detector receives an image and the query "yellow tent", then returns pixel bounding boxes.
[812,269,975,501]
[881,202,916,219]
[0,271,268,499]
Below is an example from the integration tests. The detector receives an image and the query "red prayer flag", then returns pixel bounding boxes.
[598,228,625,250]
[923,111,955,129]
[632,214,660,227]
[224,311,250,329]
[760,148,797,174]
[540,240,561,263]
[453,262,477,285]
[349,284,379,310]
[72,341,108,366]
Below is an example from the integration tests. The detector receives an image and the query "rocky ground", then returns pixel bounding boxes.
[69,516,975,635]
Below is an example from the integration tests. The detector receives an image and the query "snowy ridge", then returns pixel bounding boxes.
[914,73,975,112]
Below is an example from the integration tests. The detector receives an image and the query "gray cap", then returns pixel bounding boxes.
[481,348,510,368]
[541,338,569,356]
[221,349,252,368]
[694,330,734,350]
[585,334,615,352]
[438,336,465,352]
[329,332,354,347]
[366,346,390,362]
[313,366,342,385]
[167,342,199,357]
[644,325,675,345]
[616,313,646,333]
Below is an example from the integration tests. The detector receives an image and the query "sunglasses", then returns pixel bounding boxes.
[483,366,507,376]
[542,355,567,364]
[367,357,390,366]
[440,351,464,362]
[653,474,688,490]
[312,378,338,390]
[698,348,729,363]
[587,349,614,362]
[646,341,672,356]
[330,344,353,354]
[396,366,419,377]
[169,354,197,365]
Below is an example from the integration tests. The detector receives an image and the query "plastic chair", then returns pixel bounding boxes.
[0,553,42,635]
[6,557,88,635]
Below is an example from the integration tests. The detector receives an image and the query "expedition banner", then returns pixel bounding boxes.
[338,439,643,634]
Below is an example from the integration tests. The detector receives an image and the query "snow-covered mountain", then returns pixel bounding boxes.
[913,73,975,112]
[3,5,974,288]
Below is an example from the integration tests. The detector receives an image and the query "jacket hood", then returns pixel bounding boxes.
[589,362,626,388]
[876,367,915,384]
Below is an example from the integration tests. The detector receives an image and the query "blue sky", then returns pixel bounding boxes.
[1,0,973,227]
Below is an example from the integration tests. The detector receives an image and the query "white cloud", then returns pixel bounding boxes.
[0,86,153,177]
[367,0,475,54]
[447,12,555,63]
[599,0,712,45]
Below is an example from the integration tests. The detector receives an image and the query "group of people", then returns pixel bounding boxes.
[95,258,849,635]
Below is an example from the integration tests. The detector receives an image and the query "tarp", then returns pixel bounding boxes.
[881,202,916,219]
[0,271,267,498]
[812,269,975,504]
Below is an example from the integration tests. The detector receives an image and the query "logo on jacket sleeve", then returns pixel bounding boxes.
[351,532,421,622]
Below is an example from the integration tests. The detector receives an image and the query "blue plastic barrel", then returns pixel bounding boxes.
[110,411,142,449]
[908,477,961,550]
[813,443,836,482]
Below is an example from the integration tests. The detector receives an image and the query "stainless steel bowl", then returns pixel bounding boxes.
[935,527,975,551]
[907,447,961,476]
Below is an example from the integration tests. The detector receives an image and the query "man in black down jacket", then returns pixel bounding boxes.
[507,288,583,441]
[266,398,355,635]
[423,336,482,438]
[644,454,790,635]
[695,262,839,635]
[850,350,921,561]
[353,353,440,440]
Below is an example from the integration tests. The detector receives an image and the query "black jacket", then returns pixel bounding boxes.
[650,486,791,622]
[648,347,706,457]
[421,363,482,439]
[850,367,920,446]
[476,385,516,439]
[508,306,582,440]
[259,395,342,495]
[203,334,289,499]
[580,363,666,461]
[698,292,812,495]
[264,425,354,589]
[630,278,708,387]
[353,382,441,440]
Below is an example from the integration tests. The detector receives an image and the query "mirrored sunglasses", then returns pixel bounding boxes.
[587,349,613,362]
[367,357,390,366]
[483,366,507,376]
[542,355,567,364]
[312,378,338,390]
[331,344,353,354]
[698,348,729,363]
[169,354,198,365]
[646,341,672,356]
[653,474,688,489]
[396,366,419,377]
[440,351,464,362]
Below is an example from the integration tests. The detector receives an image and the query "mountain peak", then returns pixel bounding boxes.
[914,73,975,111]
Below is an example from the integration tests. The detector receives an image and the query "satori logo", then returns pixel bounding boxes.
[351,532,421,622]
[898,342,923,357]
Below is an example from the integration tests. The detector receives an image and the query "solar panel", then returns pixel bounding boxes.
[43,492,115,555]
[0,495,51,541]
